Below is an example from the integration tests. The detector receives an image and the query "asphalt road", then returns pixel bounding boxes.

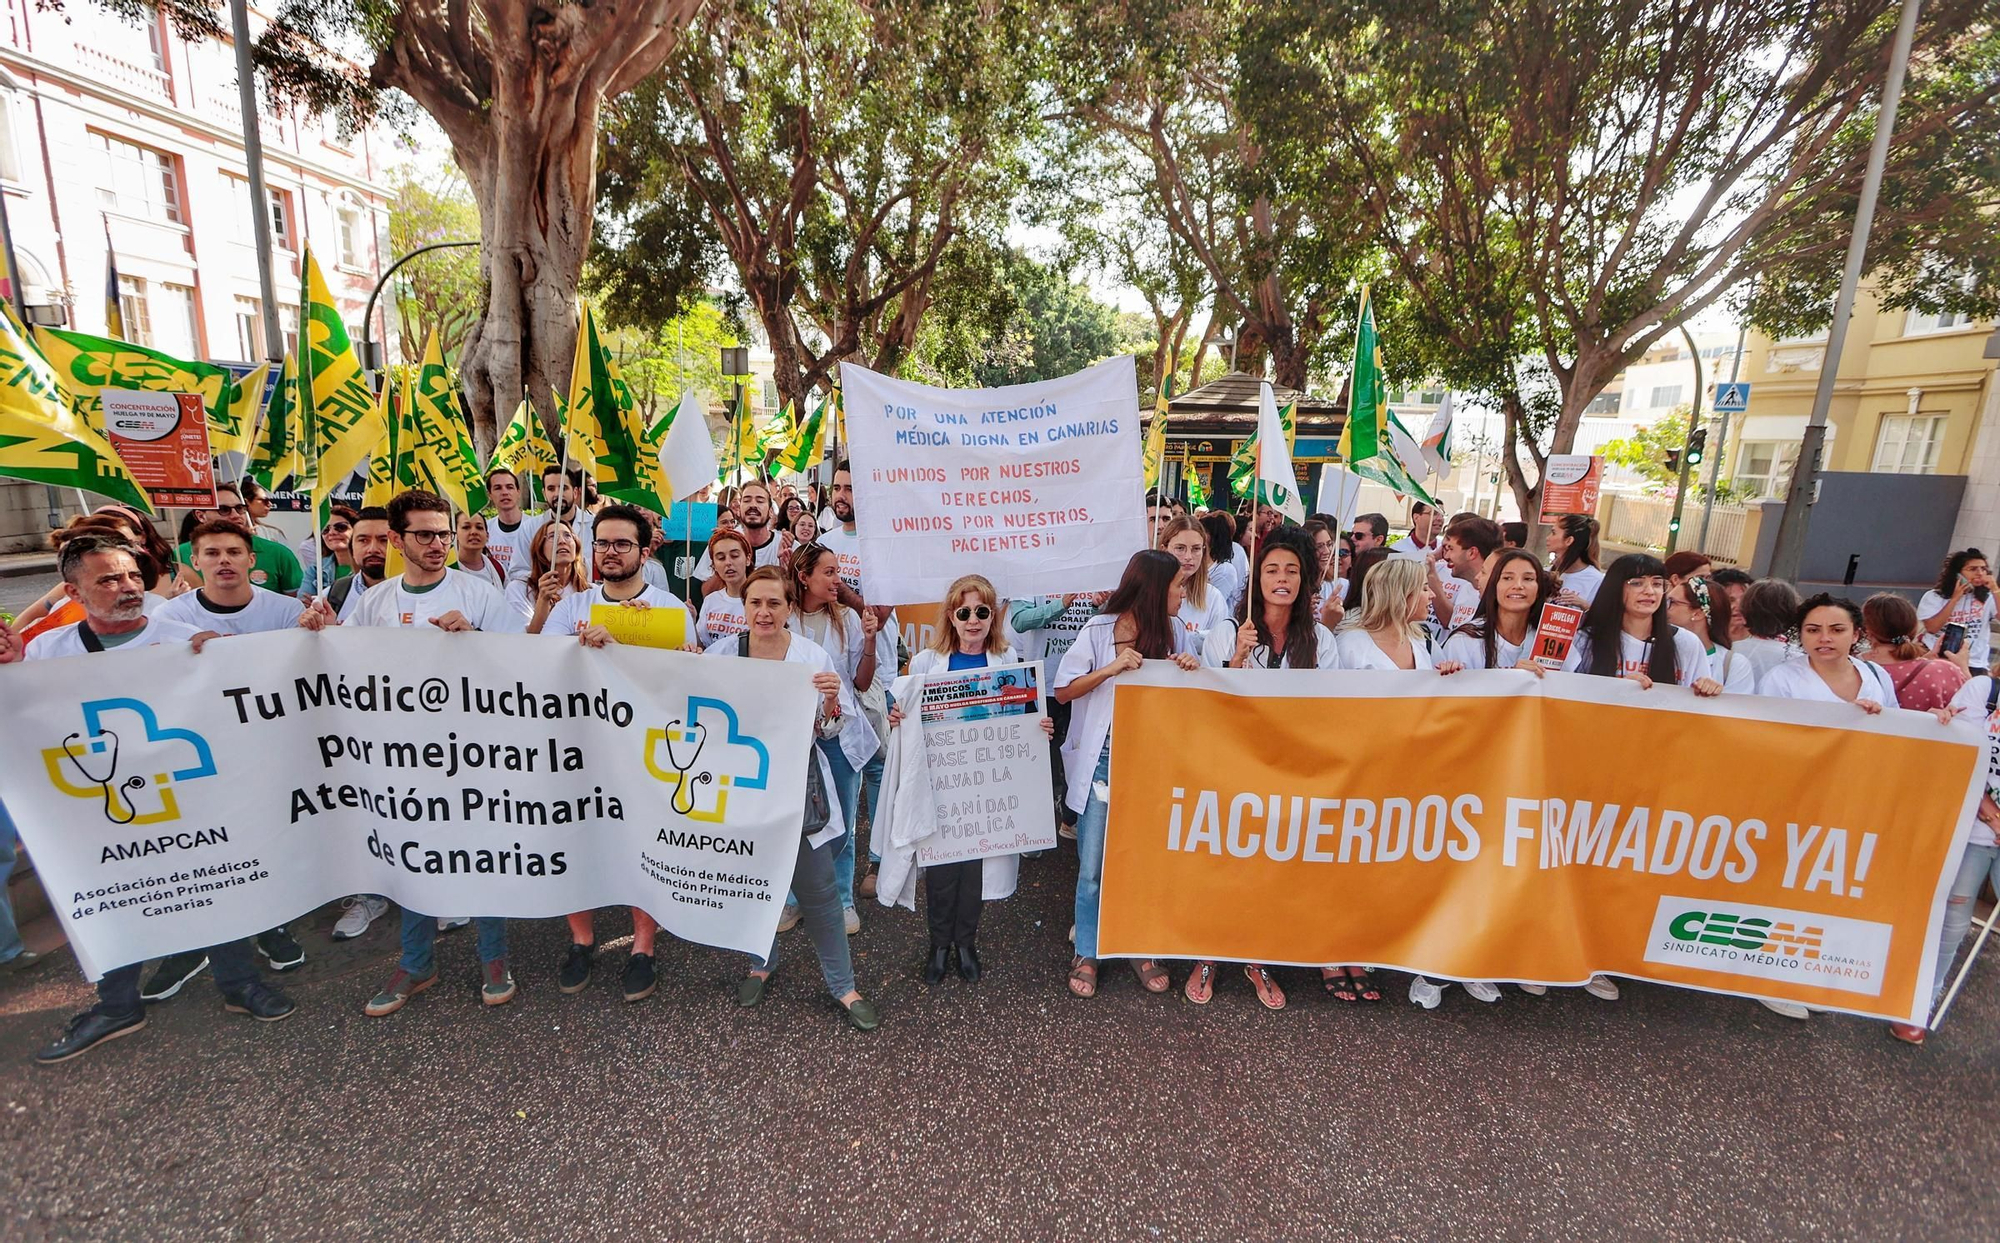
[0,568,57,619]
[3,836,1997,1243]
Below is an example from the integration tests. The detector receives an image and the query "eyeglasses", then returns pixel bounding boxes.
[592,539,641,553]
[214,504,248,515]
[400,529,451,545]
[955,605,993,622]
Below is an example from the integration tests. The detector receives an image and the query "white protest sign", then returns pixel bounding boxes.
[843,356,1145,604]
[0,630,815,978]
[911,661,1055,866]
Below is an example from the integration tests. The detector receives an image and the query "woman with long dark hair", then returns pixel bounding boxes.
[1054,549,1203,1000]
[1548,513,1603,607]
[1920,548,1995,675]
[1565,554,1720,692]
[1441,549,1551,673]
[1666,575,1755,694]
[789,542,881,933]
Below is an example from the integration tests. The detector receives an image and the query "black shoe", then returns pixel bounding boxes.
[35,1008,145,1064]
[221,982,297,1022]
[256,927,306,972]
[956,943,982,984]
[621,953,656,1002]
[140,952,209,1001]
[923,944,951,985]
[558,942,594,994]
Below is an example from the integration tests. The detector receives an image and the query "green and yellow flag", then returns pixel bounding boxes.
[757,399,796,463]
[776,395,828,475]
[566,304,670,511]
[360,371,403,509]
[492,394,557,485]
[725,389,763,479]
[1142,376,1172,490]
[300,246,383,508]
[410,332,486,513]
[1337,286,1385,468]
[1186,466,1211,511]
[32,326,268,457]
[0,309,151,510]
[248,354,313,491]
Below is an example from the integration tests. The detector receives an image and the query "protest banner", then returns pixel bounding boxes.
[843,357,1145,605]
[0,630,816,978]
[910,662,1056,866]
[1538,455,1603,523]
[101,390,216,508]
[1097,666,1982,1024]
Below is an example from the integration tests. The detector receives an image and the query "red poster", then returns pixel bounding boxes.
[102,390,215,508]
[1532,602,1584,670]
[1538,455,1602,524]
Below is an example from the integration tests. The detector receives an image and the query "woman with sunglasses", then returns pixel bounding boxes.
[514,520,588,632]
[695,529,754,647]
[1665,575,1755,694]
[704,566,880,1031]
[298,505,359,598]
[1055,549,1203,1000]
[884,576,1056,985]
[1159,515,1233,650]
[789,542,881,932]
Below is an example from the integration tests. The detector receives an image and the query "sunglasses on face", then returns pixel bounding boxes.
[326,523,352,534]
[214,504,248,515]
[955,605,993,622]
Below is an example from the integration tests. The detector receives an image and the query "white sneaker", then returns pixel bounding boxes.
[1516,983,1548,996]
[775,904,800,933]
[1408,976,1445,1009]
[1584,974,1621,1001]
[1067,924,1075,945]
[437,917,470,932]
[1758,998,1811,1020]
[331,895,389,941]
[1464,981,1503,1004]
[843,906,861,936]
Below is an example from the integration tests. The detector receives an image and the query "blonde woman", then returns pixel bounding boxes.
[887,575,1055,985]
[514,520,588,632]
[1333,557,1453,673]
[1158,515,1233,650]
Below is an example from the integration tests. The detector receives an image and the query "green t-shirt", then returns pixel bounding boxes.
[179,533,304,595]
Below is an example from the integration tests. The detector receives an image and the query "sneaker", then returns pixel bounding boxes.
[1463,981,1504,1004]
[1516,983,1548,996]
[140,952,209,1001]
[1759,998,1811,1021]
[482,959,517,1006]
[843,906,862,936]
[363,967,437,1017]
[437,916,471,933]
[1584,974,1621,1001]
[34,1007,145,1065]
[1409,976,1445,1009]
[558,942,594,994]
[221,982,297,1022]
[621,953,656,1002]
[1058,821,1078,841]
[255,927,306,972]
[775,904,800,933]
[332,895,390,941]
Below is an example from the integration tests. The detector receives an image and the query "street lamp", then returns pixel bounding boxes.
[720,346,751,480]
[359,240,481,383]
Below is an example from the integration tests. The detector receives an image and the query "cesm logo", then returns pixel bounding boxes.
[41,698,218,826]
[1644,896,1891,997]
[642,696,770,822]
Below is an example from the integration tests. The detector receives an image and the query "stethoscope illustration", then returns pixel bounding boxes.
[61,729,147,825]
[659,718,711,816]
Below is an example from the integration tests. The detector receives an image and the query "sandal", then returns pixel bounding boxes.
[1184,960,1216,1005]
[1067,955,1098,999]
[1323,967,1358,1003]
[1245,964,1286,1010]
[1889,1022,1927,1046]
[1352,967,1383,1003]
[1132,958,1170,994]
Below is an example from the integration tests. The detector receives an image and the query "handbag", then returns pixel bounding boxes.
[739,633,831,836]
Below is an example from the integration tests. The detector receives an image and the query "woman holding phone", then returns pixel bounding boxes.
[1919,550,1994,675]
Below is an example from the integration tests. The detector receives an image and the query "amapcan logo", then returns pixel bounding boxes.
[42,698,217,826]
[642,697,770,823]
[1643,896,1890,997]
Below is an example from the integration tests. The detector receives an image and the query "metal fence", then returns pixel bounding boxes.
[1601,493,1752,565]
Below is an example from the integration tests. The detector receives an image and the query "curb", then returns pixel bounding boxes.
[0,556,56,579]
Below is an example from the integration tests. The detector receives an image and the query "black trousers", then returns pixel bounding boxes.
[924,860,983,947]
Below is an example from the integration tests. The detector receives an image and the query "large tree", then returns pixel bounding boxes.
[385,162,482,363]
[95,0,708,452]
[590,0,1056,411]
[1244,0,2000,517]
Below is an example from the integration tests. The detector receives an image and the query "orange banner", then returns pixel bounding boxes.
[1099,668,1983,1024]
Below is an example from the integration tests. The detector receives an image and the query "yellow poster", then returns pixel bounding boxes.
[590,603,687,650]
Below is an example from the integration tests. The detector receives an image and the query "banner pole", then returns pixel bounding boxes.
[1928,902,1998,1031]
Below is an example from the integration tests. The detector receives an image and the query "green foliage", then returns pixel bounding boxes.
[386,161,482,362]
[1601,406,1739,499]
[601,302,741,428]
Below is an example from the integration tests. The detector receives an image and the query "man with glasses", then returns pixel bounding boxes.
[1349,513,1390,556]
[177,482,304,594]
[537,504,696,1002]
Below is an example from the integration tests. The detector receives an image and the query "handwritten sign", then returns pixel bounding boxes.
[101,389,215,507]
[912,662,1056,867]
[591,603,687,650]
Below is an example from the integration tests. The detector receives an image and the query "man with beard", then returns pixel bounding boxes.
[1,535,297,1064]
[695,478,789,589]
[320,506,393,623]
[538,504,696,1002]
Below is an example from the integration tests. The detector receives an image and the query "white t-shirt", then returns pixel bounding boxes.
[1389,535,1432,560]
[694,528,785,580]
[1919,589,1997,669]
[454,556,507,592]
[1758,656,1897,707]
[817,525,864,593]
[155,586,304,636]
[1556,562,1604,607]
[1704,645,1759,695]
[1316,579,1349,615]
[1947,675,2000,848]
[507,576,580,621]
[486,514,544,584]
[1434,569,1482,630]
[540,583,694,644]
[696,591,749,648]
[349,572,525,633]
[26,614,204,660]
[1334,626,1437,671]
[1053,614,1196,815]
[1733,635,1799,690]
[1564,626,1710,687]
[1176,587,1233,646]
[1226,622,1340,669]
[1207,561,1241,613]
[702,631,854,850]
[1228,545,1250,611]
[1442,623,1538,671]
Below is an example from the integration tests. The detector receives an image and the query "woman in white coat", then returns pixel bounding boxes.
[886,575,1055,986]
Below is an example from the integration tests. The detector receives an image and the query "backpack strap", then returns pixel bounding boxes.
[737,631,752,659]
[1986,673,1999,718]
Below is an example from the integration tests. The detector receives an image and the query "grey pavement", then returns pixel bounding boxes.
[1,838,1997,1243]
[0,566,57,618]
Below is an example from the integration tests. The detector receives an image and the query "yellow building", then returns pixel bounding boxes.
[1724,282,1997,500]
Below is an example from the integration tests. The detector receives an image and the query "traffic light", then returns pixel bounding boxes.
[1687,426,1708,467]
[1665,448,1681,474]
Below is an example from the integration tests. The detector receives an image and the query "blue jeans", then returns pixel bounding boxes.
[1073,745,1112,958]
[1933,842,2000,1005]
[758,833,856,999]
[398,909,507,975]
[862,743,886,865]
[0,801,22,966]
[818,738,862,910]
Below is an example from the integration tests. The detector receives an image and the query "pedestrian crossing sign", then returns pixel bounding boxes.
[1713,382,1751,412]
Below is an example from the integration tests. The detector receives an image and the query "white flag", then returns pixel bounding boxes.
[1315,464,1365,530]
[658,390,721,500]
[1421,391,1454,478]
[1256,381,1306,522]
